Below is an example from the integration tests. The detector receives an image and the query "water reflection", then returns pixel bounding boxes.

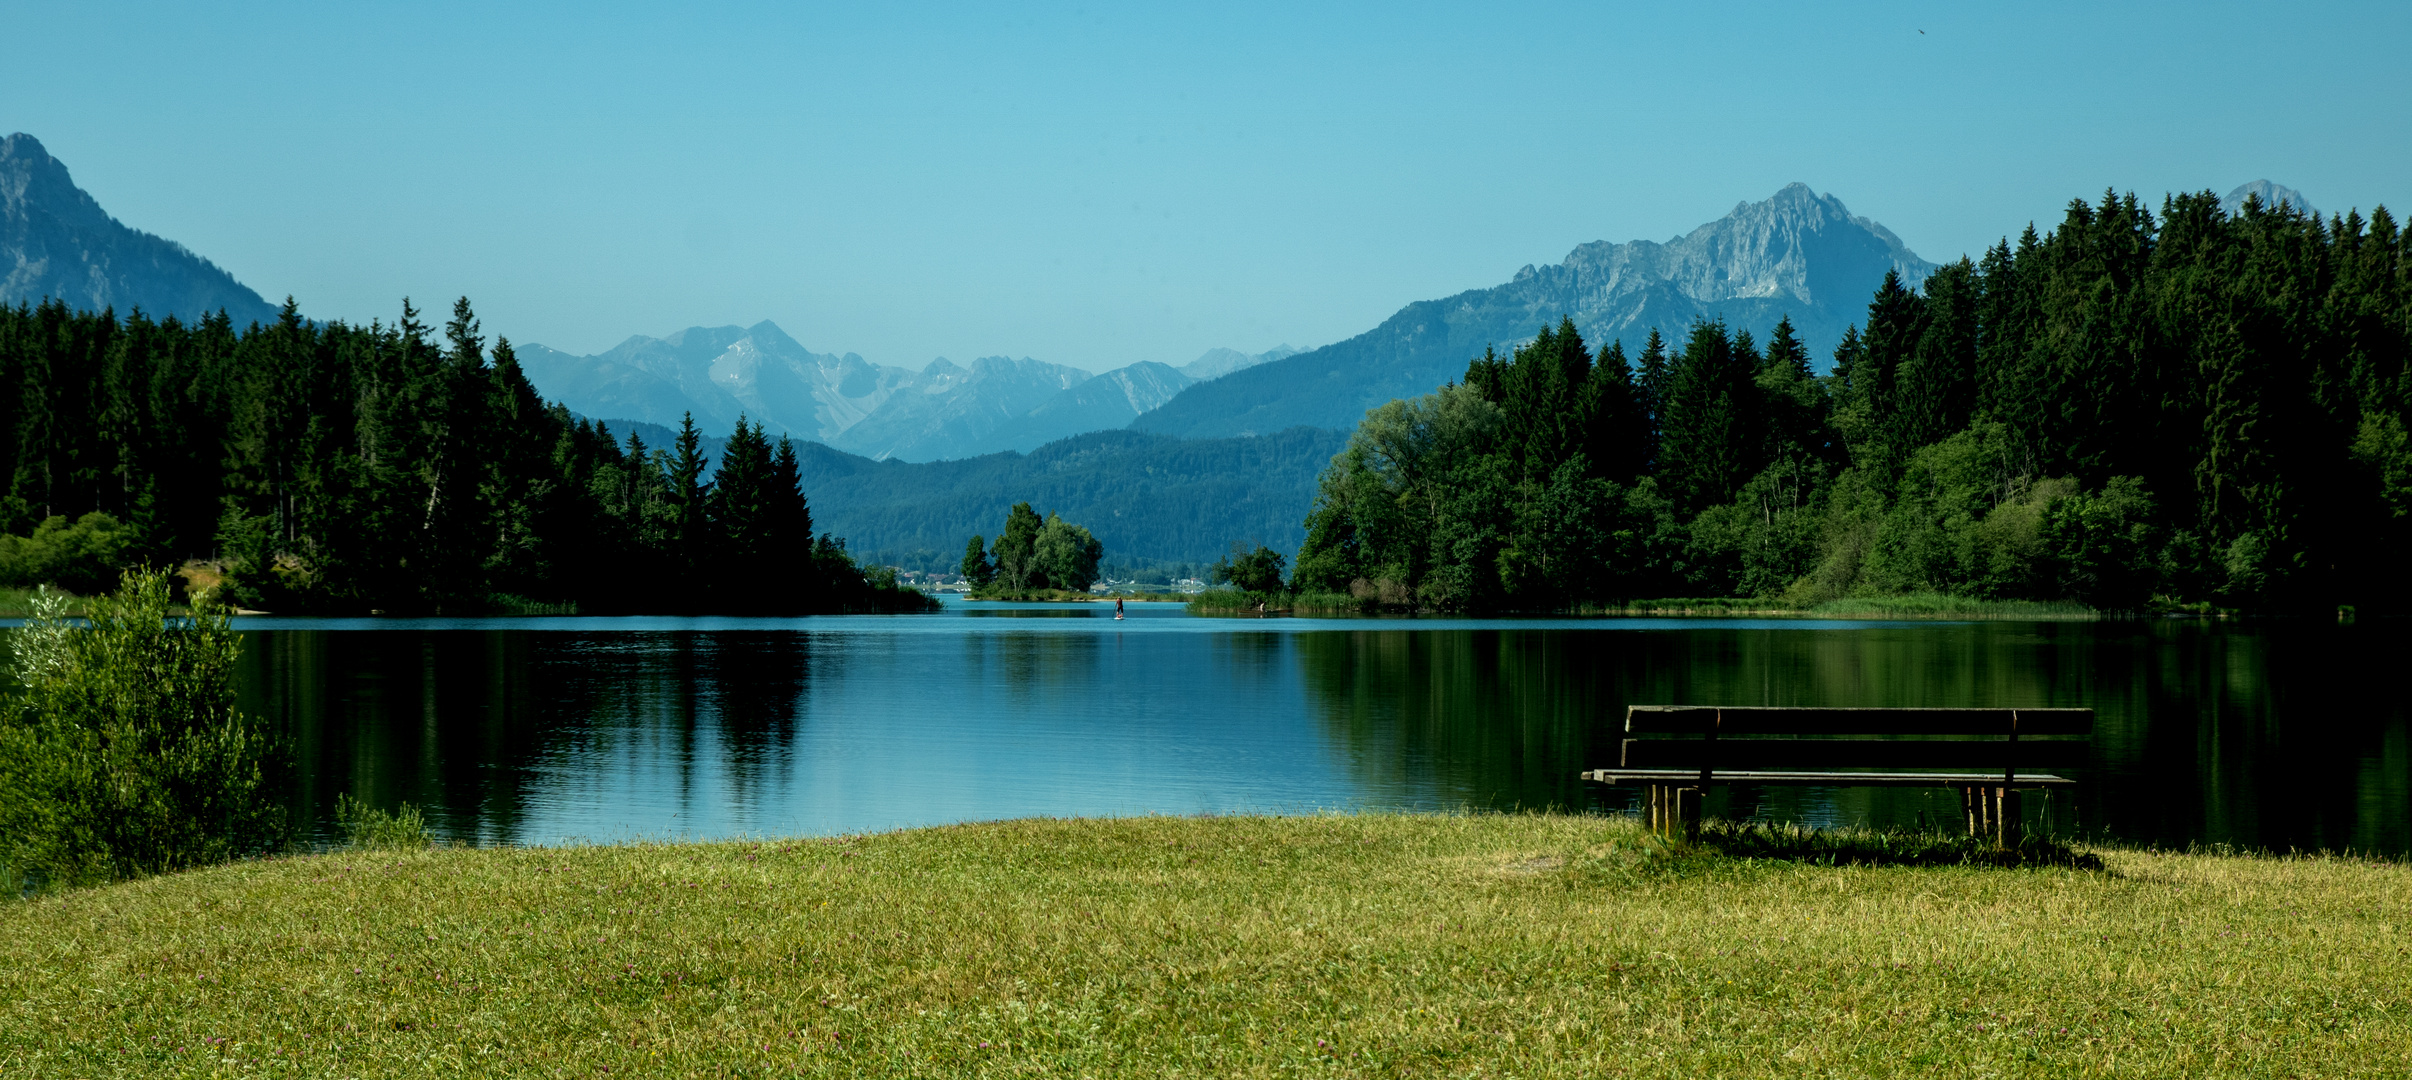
[1295,630,1599,812]
[238,614,2412,854]
[1291,619,2412,853]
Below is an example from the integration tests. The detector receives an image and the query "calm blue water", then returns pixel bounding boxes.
[235,598,2412,854]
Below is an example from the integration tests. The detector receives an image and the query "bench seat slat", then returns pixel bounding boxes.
[1585,769,2076,788]
[1626,706,2094,736]
[1621,738,2089,770]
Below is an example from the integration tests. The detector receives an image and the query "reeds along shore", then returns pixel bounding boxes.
[1186,588,2103,618]
[5,813,2404,1077]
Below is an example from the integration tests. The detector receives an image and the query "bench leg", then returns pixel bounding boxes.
[1960,786,2023,849]
[1643,785,1702,843]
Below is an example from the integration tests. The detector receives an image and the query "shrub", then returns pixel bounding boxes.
[0,572,289,890]
[0,512,138,596]
[1210,544,1288,594]
[333,794,430,851]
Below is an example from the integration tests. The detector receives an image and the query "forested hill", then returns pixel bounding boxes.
[1291,188,2412,614]
[605,420,1345,570]
[0,134,278,326]
[1130,183,1934,440]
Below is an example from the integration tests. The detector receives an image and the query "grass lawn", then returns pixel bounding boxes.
[3,814,2407,1077]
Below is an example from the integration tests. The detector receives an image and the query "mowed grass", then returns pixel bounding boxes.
[3,814,2408,1078]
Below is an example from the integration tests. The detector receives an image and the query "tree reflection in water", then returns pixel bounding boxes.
[241,617,2409,854]
[1292,619,2411,852]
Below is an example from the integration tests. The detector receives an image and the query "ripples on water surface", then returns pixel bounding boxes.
[234,599,2412,854]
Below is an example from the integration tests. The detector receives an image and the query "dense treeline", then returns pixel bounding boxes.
[1294,191,2412,614]
[0,296,932,613]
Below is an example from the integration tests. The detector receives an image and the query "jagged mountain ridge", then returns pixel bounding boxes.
[982,361,1196,455]
[516,321,904,440]
[823,353,1094,461]
[0,133,278,325]
[520,326,1295,461]
[1131,183,1939,439]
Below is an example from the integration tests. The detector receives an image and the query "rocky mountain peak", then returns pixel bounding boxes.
[1133,183,1939,440]
[1554,183,1932,319]
[1,132,277,324]
[743,319,807,352]
[0,134,112,232]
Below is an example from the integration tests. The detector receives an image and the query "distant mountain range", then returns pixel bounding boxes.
[516,326,1297,462]
[5,131,2341,562]
[0,133,278,325]
[1131,183,1940,439]
[535,183,1943,456]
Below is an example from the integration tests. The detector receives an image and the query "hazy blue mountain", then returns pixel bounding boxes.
[515,321,907,439]
[1132,183,1936,439]
[1181,344,1300,380]
[0,133,278,325]
[825,354,1092,461]
[600,419,1344,567]
[982,361,1196,454]
[2222,180,2315,218]
[524,320,1309,461]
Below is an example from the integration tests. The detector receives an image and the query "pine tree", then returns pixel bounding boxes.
[1581,339,1648,483]
[765,435,815,609]
[960,535,996,588]
[1852,268,1926,468]
[1899,258,1982,450]
[1657,320,1761,511]
[1636,328,1671,470]
[708,419,773,608]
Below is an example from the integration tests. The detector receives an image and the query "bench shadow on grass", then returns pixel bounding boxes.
[1592,820,2108,875]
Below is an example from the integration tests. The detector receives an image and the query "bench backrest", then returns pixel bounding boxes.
[1621,706,2093,779]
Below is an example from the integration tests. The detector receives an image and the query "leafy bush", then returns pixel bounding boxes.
[1210,544,1288,593]
[0,572,289,889]
[1783,426,2159,608]
[333,794,430,851]
[0,513,138,596]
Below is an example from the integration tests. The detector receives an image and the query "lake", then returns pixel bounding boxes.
[234,599,2412,854]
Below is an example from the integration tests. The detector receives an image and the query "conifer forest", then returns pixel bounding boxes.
[0,296,931,614]
[1293,192,2412,614]
[2,191,2407,616]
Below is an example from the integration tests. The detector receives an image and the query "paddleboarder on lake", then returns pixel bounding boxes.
[1114,597,1125,620]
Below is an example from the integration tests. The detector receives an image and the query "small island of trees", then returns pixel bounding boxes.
[961,502,1105,598]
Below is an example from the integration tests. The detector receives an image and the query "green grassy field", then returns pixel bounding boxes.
[4,814,2407,1077]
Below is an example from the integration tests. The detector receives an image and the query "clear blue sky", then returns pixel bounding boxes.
[7,1,2406,370]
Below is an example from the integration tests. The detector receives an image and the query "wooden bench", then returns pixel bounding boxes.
[1581,706,2092,843]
